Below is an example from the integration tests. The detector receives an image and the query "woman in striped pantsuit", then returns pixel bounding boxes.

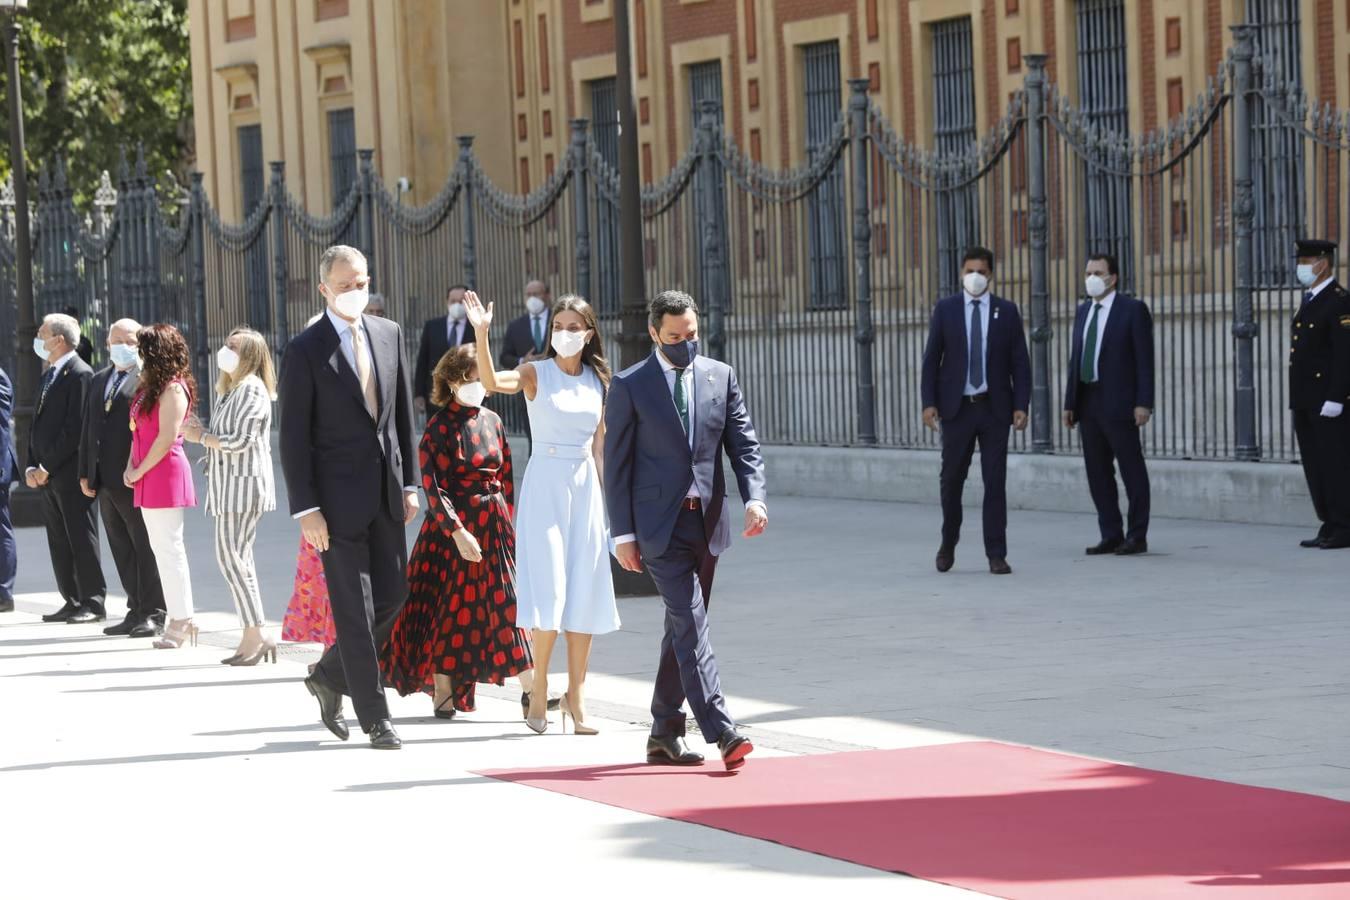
[184,327,278,665]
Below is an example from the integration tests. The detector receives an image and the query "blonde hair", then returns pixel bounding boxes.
[217,327,278,399]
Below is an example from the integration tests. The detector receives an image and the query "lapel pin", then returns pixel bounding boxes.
[994,308,1000,320]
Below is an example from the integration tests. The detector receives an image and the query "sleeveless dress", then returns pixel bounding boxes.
[131,380,196,509]
[514,359,620,635]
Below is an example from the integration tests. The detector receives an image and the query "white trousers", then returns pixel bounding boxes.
[141,508,194,620]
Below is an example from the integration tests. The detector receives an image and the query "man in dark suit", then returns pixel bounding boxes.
[0,366,15,614]
[605,289,767,771]
[1063,252,1156,556]
[280,245,420,749]
[413,284,471,414]
[921,247,1031,575]
[1287,238,1350,549]
[498,279,552,370]
[27,313,106,622]
[79,318,166,636]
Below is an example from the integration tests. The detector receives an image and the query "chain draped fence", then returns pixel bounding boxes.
[0,27,1335,460]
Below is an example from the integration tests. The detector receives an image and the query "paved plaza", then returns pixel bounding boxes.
[3,454,1349,896]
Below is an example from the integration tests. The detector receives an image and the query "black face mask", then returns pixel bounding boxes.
[659,339,699,369]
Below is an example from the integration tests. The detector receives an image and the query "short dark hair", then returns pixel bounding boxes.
[962,247,995,271]
[1087,252,1118,276]
[63,305,80,319]
[446,284,469,296]
[648,290,699,331]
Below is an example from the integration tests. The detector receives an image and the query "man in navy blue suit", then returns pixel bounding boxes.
[0,366,14,613]
[1063,252,1155,556]
[605,289,767,771]
[921,247,1031,575]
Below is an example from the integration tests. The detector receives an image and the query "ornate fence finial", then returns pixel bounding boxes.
[134,143,148,180]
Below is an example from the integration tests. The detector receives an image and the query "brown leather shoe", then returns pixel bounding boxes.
[935,546,954,573]
[988,557,1012,575]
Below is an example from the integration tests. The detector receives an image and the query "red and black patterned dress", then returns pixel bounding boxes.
[381,400,533,711]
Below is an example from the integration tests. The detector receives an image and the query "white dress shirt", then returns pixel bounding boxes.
[1082,290,1116,382]
[963,291,991,395]
[1306,276,1333,302]
[29,350,79,477]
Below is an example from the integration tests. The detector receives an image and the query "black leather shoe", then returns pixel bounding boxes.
[1319,536,1350,549]
[128,616,163,638]
[935,546,954,573]
[1300,535,1328,548]
[717,728,754,771]
[0,599,15,613]
[103,617,139,636]
[988,557,1012,575]
[1114,539,1148,556]
[67,604,107,624]
[368,719,402,749]
[1086,538,1123,555]
[42,601,79,623]
[305,674,350,741]
[647,734,705,766]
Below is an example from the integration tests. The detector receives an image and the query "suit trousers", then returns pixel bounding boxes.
[141,507,194,620]
[0,482,15,605]
[41,479,106,608]
[313,503,409,731]
[645,507,734,744]
[939,399,1010,558]
[1294,408,1350,540]
[99,480,165,620]
[1077,385,1150,543]
[214,508,265,628]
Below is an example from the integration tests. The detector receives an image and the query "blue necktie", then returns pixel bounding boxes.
[1303,291,1314,304]
[968,300,984,389]
[38,367,57,410]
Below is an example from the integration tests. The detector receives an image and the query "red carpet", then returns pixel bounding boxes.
[479,741,1350,898]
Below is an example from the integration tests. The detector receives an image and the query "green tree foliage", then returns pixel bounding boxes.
[0,0,192,205]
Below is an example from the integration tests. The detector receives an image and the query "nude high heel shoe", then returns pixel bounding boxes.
[559,693,598,735]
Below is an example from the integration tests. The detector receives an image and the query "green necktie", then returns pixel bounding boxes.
[1080,302,1102,384]
[673,367,689,433]
[531,316,544,353]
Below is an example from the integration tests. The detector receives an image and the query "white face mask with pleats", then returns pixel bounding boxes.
[962,272,989,297]
[217,346,240,374]
[550,329,588,359]
[455,381,487,407]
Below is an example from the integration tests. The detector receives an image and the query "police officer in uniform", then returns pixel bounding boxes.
[1290,239,1350,549]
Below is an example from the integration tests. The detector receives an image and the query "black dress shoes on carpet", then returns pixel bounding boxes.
[1300,534,1327,548]
[42,601,79,623]
[717,728,754,771]
[1086,538,1123,555]
[103,617,138,636]
[647,734,705,766]
[305,674,350,741]
[368,719,402,750]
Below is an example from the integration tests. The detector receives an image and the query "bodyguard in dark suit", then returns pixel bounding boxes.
[498,279,553,370]
[27,313,106,623]
[413,284,471,412]
[0,366,15,614]
[605,290,767,771]
[1287,239,1350,549]
[280,245,420,749]
[79,318,166,636]
[1063,253,1155,556]
[921,247,1031,575]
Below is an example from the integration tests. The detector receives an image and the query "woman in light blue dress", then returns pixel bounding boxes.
[467,290,619,736]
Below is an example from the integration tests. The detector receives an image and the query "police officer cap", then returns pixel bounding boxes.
[1295,239,1337,258]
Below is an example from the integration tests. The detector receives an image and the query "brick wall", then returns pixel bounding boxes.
[773,0,859,165]
[660,0,742,162]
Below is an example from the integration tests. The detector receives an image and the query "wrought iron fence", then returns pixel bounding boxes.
[0,27,1336,462]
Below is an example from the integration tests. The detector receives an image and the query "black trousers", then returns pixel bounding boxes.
[98,477,165,620]
[41,477,106,609]
[313,504,409,731]
[0,481,15,605]
[1077,386,1150,543]
[939,399,1010,558]
[645,507,733,744]
[1294,408,1350,540]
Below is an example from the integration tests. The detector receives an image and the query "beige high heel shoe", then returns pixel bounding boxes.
[559,693,598,735]
[227,640,278,666]
[153,619,197,649]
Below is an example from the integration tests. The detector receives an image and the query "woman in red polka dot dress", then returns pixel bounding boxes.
[380,345,533,716]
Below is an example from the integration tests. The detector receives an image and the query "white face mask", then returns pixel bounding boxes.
[1296,263,1320,287]
[455,381,487,407]
[1084,274,1110,298]
[331,286,370,319]
[551,329,588,358]
[525,295,547,316]
[217,346,240,375]
[33,336,50,361]
[109,343,139,369]
[447,301,466,321]
[963,272,989,297]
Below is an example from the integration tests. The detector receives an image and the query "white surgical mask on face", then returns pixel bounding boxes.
[109,343,139,369]
[332,286,370,319]
[217,346,240,374]
[33,337,50,361]
[455,381,487,407]
[963,272,989,297]
[447,302,466,320]
[1296,263,1320,287]
[1084,274,1109,298]
[525,295,547,316]
[551,329,587,358]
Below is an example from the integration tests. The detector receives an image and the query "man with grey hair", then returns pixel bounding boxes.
[80,318,165,636]
[28,312,106,623]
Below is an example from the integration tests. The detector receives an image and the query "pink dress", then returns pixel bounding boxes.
[131,381,196,509]
[281,537,336,647]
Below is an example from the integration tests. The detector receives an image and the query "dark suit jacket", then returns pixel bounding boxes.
[279,313,418,525]
[79,366,141,489]
[604,353,766,560]
[76,335,93,367]
[28,355,94,485]
[1288,281,1350,411]
[0,367,13,485]
[1064,293,1156,421]
[920,293,1031,425]
[499,312,547,370]
[413,315,471,402]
